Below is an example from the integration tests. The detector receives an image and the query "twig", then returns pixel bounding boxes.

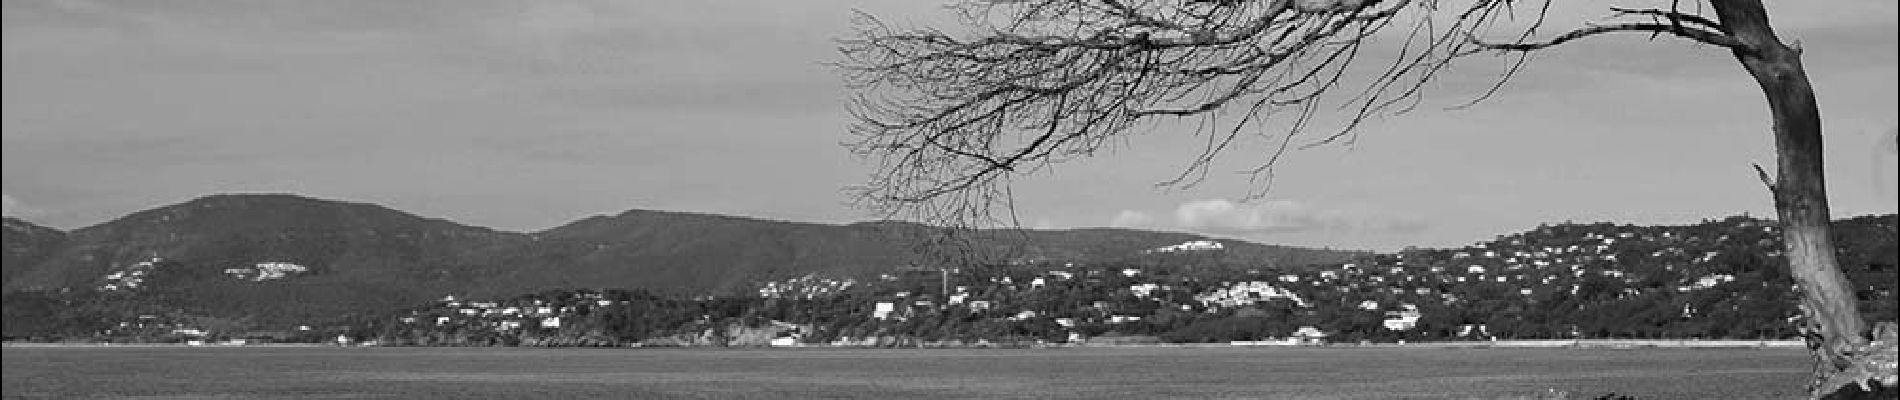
[1753,163,1777,193]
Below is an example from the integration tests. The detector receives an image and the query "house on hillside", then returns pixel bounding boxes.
[1292,326,1329,345]
[1128,283,1162,298]
[1383,305,1421,331]
[768,320,811,347]
[968,300,993,311]
[1357,300,1380,311]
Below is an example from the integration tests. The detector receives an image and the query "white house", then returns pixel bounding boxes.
[1128,283,1161,298]
[1291,326,1329,344]
[1357,300,1380,311]
[1382,311,1420,331]
[1149,240,1223,253]
[968,300,993,311]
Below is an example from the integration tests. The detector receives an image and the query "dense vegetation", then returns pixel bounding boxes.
[1,218,65,286]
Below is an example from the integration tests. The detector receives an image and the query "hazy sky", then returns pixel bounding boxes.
[4,0,1896,251]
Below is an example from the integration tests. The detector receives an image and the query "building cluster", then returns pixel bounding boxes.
[104,259,316,292]
[815,219,1795,343]
[837,218,1810,342]
[395,294,607,333]
[98,258,164,292]
[1193,281,1308,308]
[1285,216,1787,309]
[1145,240,1225,253]
[221,262,309,281]
[757,274,857,300]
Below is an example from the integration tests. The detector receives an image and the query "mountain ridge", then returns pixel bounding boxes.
[0,193,1362,327]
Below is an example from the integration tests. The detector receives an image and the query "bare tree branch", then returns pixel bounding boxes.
[835,0,1743,226]
[1754,162,1777,192]
[1609,6,1723,31]
[1467,21,1744,52]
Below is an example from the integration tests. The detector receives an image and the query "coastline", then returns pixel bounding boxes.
[3,339,1805,349]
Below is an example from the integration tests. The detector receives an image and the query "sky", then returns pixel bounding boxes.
[3,0,1896,251]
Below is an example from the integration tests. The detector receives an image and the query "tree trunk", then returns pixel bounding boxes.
[1710,1,1878,397]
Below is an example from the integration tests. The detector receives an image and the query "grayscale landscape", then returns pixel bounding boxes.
[3,0,1895,399]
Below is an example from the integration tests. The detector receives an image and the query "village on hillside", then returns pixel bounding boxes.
[342,215,1894,348]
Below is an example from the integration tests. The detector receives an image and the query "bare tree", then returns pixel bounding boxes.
[836,0,1894,396]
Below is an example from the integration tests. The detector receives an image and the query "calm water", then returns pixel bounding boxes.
[2,346,1810,399]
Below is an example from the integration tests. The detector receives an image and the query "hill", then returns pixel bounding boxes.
[0,194,1360,333]
[4,194,532,328]
[467,209,1356,297]
[2,218,65,287]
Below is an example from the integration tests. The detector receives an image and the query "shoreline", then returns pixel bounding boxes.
[3,339,1805,349]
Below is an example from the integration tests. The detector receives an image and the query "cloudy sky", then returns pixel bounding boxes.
[4,0,1896,251]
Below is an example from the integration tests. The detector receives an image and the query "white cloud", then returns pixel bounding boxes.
[2,194,18,217]
[1109,210,1155,228]
[1171,199,1425,235]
